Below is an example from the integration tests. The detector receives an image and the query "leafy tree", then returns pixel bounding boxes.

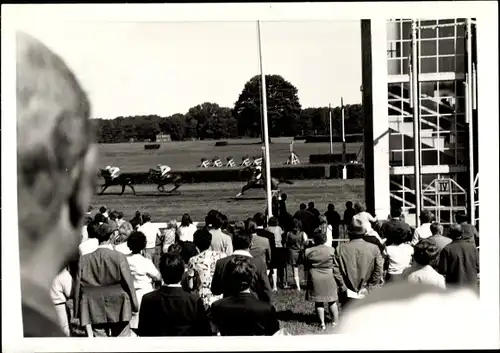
[233,74,302,139]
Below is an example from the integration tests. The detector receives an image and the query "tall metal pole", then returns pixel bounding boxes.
[466,18,475,225]
[411,20,422,227]
[341,97,347,179]
[257,20,273,218]
[329,103,333,155]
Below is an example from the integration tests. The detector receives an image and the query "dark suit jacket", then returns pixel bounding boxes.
[74,246,138,326]
[459,222,479,246]
[138,286,212,336]
[211,253,272,303]
[293,209,315,236]
[211,292,280,336]
[251,230,273,268]
[438,239,479,287]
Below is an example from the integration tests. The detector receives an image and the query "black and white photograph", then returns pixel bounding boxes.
[2,2,498,351]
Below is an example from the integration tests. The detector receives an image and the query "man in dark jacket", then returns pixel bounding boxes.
[455,211,479,247]
[211,230,272,303]
[379,207,412,244]
[438,224,479,289]
[294,203,315,237]
[211,256,280,336]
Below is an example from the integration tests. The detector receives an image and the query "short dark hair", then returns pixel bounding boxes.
[99,206,107,214]
[430,222,443,236]
[159,252,185,284]
[281,193,287,201]
[226,255,255,294]
[413,238,440,266]
[109,211,118,220]
[181,213,192,227]
[232,230,252,250]
[419,210,434,224]
[308,201,315,208]
[300,203,306,210]
[246,219,258,233]
[207,211,223,229]
[448,223,463,240]
[253,212,266,227]
[268,217,278,227]
[127,231,147,254]
[117,211,124,219]
[346,201,353,208]
[87,223,99,239]
[390,207,402,218]
[142,213,151,223]
[193,228,212,252]
[168,243,183,254]
[455,211,468,224]
[327,203,335,211]
[94,213,106,224]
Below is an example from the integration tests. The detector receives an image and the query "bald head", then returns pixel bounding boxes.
[17,32,94,254]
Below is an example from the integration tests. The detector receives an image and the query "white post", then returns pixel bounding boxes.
[411,20,422,227]
[341,97,347,180]
[329,103,333,155]
[466,18,476,225]
[257,20,273,218]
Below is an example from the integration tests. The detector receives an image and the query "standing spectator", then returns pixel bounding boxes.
[253,213,275,270]
[324,204,341,244]
[279,193,288,214]
[379,207,412,245]
[207,211,233,256]
[99,206,109,219]
[188,228,227,309]
[116,211,125,228]
[179,240,199,265]
[220,213,232,237]
[318,216,333,247]
[177,213,197,243]
[304,228,340,330]
[343,201,356,228]
[294,203,315,237]
[384,227,414,283]
[266,217,286,289]
[138,253,212,336]
[126,232,162,334]
[411,210,435,246]
[17,33,96,337]
[278,193,294,233]
[333,219,384,307]
[247,219,272,272]
[438,224,479,288]
[211,256,280,336]
[455,211,479,246]
[81,216,93,243]
[211,230,272,303]
[130,211,143,230]
[138,213,160,262]
[161,220,178,255]
[307,201,321,227]
[74,223,138,337]
[428,223,451,253]
[352,202,379,239]
[113,221,134,255]
[284,219,308,291]
[78,221,99,256]
[403,239,445,289]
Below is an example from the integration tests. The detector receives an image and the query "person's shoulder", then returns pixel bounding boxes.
[142,288,160,302]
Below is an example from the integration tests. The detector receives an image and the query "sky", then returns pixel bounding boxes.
[18,20,362,119]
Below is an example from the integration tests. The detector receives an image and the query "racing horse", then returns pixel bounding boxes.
[148,169,183,193]
[236,165,294,198]
[97,169,136,196]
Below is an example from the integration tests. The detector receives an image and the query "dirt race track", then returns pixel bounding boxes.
[91,179,365,222]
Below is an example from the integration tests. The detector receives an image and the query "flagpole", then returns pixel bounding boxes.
[329,103,333,155]
[257,20,273,218]
[341,97,347,179]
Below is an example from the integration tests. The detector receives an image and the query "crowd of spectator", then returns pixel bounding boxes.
[50,200,480,337]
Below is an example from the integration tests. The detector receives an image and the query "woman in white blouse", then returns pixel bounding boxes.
[352,202,380,240]
[176,213,197,243]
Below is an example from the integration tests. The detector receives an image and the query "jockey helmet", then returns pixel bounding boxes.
[157,164,162,168]
[106,166,111,169]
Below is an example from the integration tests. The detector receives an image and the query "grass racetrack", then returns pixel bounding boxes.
[96,138,362,172]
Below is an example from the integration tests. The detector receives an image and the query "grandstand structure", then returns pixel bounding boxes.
[361,18,479,228]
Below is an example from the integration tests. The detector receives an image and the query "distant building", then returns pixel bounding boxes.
[156,133,172,143]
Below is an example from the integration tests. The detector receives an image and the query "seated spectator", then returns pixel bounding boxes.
[384,226,414,283]
[304,228,340,330]
[411,210,435,246]
[138,253,212,336]
[74,223,138,337]
[126,231,162,333]
[130,210,143,230]
[247,218,272,273]
[266,217,286,290]
[188,228,227,309]
[455,211,479,246]
[428,223,451,253]
[333,219,384,307]
[211,256,280,336]
[284,218,308,291]
[324,204,341,245]
[403,239,445,289]
[438,224,479,289]
[177,213,197,243]
[211,230,272,303]
[113,221,134,255]
[207,211,233,256]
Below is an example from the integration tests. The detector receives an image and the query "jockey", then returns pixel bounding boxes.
[253,156,263,166]
[200,158,211,168]
[157,164,171,179]
[212,157,223,168]
[241,155,252,167]
[254,165,263,182]
[226,156,236,167]
[105,165,120,180]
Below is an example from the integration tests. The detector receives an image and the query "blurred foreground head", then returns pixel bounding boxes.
[17,32,96,288]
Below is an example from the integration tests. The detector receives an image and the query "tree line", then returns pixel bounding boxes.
[92,74,364,143]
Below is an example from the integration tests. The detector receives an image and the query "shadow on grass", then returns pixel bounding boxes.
[230,196,266,201]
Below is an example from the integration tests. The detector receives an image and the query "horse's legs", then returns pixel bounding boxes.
[236,182,252,197]
[120,183,126,195]
[100,184,109,195]
[167,178,181,193]
[129,184,136,196]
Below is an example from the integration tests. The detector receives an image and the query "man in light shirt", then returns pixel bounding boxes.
[411,210,435,246]
[137,213,160,261]
[206,211,233,256]
[79,222,100,256]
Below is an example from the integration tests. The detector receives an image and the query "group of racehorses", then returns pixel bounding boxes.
[97,166,293,198]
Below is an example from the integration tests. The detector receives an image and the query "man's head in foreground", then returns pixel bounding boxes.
[17,32,96,299]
